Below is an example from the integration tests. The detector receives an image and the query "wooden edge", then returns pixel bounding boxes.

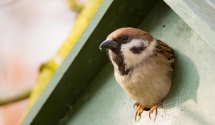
[164,0,215,52]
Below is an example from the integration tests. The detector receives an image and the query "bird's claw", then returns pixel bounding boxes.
[148,109,154,119]
[134,110,141,122]
[134,103,144,122]
[148,102,162,119]
[133,102,140,109]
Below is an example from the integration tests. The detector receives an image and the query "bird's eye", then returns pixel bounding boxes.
[122,35,128,40]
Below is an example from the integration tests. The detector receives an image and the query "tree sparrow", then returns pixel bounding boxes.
[99,27,174,121]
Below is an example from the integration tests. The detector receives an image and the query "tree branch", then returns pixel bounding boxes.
[66,0,84,13]
[0,88,32,106]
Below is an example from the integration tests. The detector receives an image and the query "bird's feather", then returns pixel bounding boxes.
[156,40,175,69]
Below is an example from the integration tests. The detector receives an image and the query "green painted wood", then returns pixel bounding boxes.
[61,1,215,125]
[184,0,215,31]
[164,0,215,52]
[21,0,159,125]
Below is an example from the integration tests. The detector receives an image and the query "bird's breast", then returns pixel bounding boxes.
[114,56,173,108]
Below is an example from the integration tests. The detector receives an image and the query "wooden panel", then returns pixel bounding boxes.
[21,0,159,125]
[164,0,215,52]
[61,2,215,125]
[184,0,215,31]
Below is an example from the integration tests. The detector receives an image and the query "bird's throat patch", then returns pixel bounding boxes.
[110,51,130,75]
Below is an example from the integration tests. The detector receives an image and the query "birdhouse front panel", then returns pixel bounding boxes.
[21,0,215,125]
[62,1,215,125]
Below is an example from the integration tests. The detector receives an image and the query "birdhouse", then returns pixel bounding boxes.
[21,0,215,125]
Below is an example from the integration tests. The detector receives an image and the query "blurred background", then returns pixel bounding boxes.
[0,0,91,124]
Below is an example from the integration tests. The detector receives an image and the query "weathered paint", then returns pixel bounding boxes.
[164,0,215,54]
[62,2,215,125]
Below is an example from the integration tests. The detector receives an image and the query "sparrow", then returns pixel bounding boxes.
[99,27,174,121]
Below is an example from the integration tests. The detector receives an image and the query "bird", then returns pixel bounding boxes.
[99,27,174,121]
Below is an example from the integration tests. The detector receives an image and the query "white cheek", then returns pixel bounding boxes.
[121,39,157,69]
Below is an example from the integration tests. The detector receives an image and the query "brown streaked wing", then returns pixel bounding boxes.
[156,40,175,69]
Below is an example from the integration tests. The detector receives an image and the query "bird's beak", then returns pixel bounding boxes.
[99,40,117,50]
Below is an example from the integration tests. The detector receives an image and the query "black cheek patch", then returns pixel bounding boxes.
[130,46,145,54]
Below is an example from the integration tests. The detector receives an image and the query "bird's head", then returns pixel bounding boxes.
[99,27,158,75]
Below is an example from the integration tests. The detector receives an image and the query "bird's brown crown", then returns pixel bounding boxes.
[108,27,154,42]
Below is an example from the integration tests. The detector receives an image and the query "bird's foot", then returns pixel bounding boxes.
[133,102,149,122]
[134,103,144,122]
[148,102,162,119]
[133,102,140,109]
